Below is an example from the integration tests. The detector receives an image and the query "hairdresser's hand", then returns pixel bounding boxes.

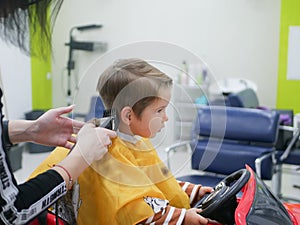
[183,208,209,225]
[73,123,116,164]
[32,105,84,149]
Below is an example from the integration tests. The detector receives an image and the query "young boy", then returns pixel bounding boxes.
[29,58,213,225]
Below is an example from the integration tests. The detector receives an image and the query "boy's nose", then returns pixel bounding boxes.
[163,114,168,122]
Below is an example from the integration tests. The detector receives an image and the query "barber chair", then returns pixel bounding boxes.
[226,89,300,201]
[227,88,292,126]
[166,106,280,190]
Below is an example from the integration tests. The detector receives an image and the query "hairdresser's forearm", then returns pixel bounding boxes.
[51,146,90,185]
[7,120,37,144]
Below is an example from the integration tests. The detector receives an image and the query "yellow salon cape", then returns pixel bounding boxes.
[29,137,190,225]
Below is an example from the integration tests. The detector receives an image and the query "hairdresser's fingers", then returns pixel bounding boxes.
[72,120,85,133]
[53,105,85,133]
[74,124,117,163]
[95,128,116,146]
[64,141,74,150]
[103,129,117,138]
[68,135,77,145]
[52,105,74,116]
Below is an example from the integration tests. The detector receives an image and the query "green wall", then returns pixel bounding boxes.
[30,52,52,110]
[277,0,300,114]
[30,19,53,110]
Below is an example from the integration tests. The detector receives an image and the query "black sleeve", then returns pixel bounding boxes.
[7,170,68,224]
[15,169,66,210]
[2,120,13,149]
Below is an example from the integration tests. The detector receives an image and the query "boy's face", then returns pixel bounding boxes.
[129,88,171,138]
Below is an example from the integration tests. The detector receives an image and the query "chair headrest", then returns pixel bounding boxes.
[196,106,280,143]
[227,88,259,108]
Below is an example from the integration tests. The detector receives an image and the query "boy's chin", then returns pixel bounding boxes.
[149,131,160,138]
[149,134,157,138]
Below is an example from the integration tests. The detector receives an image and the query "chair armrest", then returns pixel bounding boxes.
[255,126,299,178]
[255,151,275,179]
[165,141,191,169]
[278,126,299,162]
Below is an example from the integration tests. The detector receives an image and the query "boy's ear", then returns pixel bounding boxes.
[120,106,132,125]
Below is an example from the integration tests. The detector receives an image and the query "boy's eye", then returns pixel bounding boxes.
[157,108,165,113]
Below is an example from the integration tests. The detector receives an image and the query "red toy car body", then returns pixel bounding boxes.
[204,165,300,225]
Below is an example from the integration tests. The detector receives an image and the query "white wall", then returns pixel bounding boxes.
[52,0,281,113]
[0,41,32,120]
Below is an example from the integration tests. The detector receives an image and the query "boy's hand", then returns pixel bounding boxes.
[199,186,214,197]
[183,208,208,225]
[197,186,214,201]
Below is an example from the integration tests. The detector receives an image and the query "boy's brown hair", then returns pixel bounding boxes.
[96,58,173,119]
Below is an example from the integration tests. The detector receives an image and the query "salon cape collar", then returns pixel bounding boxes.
[117,130,142,145]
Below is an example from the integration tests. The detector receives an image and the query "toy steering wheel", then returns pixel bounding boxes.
[194,169,250,225]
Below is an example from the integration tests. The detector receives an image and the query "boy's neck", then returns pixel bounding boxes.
[118,122,133,136]
[117,130,141,144]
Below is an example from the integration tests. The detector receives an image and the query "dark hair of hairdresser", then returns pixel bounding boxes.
[0,0,63,56]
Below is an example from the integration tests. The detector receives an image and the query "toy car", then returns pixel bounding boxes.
[30,165,300,225]
[194,165,300,225]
